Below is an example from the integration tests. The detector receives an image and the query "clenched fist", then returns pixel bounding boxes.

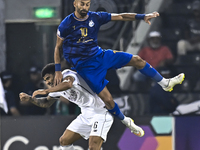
[19,92,31,102]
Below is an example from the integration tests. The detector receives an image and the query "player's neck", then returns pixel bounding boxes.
[74,11,88,19]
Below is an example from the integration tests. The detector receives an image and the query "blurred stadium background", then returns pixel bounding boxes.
[1,0,200,150]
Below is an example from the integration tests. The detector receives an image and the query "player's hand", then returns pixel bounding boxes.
[144,11,159,25]
[19,92,31,102]
[32,89,48,98]
[54,71,63,86]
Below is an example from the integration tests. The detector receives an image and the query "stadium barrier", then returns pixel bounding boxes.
[1,115,200,150]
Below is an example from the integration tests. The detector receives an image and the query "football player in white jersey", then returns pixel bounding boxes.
[19,63,144,150]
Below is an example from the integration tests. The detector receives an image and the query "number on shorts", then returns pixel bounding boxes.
[93,121,98,129]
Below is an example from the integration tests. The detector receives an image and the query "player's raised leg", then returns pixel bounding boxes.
[98,86,144,137]
[59,129,82,150]
[126,55,185,92]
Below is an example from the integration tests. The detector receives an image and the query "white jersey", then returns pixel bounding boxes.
[49,69,107,117]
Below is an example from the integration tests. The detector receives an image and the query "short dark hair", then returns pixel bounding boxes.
[41,63,55,78]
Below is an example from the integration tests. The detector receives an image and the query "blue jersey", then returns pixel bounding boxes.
[57,11,111,67]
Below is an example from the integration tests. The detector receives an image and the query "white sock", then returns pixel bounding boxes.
[121,116,130,125]
[60,145,75,150]
[157,78,169,88]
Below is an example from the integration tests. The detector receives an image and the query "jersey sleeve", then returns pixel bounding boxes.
[97,12,111,25]
[57,17,70,39]
[62,70,78,85]
[48,92,60,98]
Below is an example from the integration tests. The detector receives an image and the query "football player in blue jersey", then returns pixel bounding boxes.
[54,0,185,126]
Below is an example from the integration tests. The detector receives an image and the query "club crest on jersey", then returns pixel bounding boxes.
[89,20,94,27]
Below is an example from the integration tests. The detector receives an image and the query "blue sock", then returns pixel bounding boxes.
[108,102,124,120]
[139,62,163,82]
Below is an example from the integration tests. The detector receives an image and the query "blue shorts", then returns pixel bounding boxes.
[75,50,133,94]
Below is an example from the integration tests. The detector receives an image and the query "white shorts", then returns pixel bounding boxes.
[67,111,114,142]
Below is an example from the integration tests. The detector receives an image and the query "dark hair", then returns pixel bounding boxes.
[41,63,55,78]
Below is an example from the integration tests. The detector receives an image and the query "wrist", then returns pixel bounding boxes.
[44,89,49,95]
[55,64,61,71]
[135,14,145,20]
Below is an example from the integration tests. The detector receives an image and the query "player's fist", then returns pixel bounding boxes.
[19,92,31,102]
[144,11,159,25]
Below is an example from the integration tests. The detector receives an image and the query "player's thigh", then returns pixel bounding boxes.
[89,112,113,149]
[90,112,113,142]
[76,57,108,94]
[103,50,133,69]
[89,136,103,150]
[59,129,82,145]
[67,115,92,140]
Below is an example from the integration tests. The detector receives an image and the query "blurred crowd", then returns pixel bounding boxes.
[130,0,200,115]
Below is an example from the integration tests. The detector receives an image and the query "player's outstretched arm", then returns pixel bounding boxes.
[19,92,56,108]
[32,76,75,98]
[54,36,64,86]
[111,13,137,21]
[111,11,159,25]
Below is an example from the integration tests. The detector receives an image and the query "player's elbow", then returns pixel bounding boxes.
[111,14,123,21]
[119,15,124,20]
[54,46,60,53]
[63,82,73,90]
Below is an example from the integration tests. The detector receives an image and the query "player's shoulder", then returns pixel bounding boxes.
[89,11,107,16]
[88,11,97,15]
[62,69,77,74]
[62,69,77,76]
[60,13,74,26]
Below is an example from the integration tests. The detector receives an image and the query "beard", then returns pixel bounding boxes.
[78,9,88,17]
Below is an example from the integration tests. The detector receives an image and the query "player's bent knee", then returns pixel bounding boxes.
[89,142,101,150]
[89,136,103,150]
[130,55,146,69]
[132,55,143,63]
[88,145,97,150]
[59,136,71,146]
